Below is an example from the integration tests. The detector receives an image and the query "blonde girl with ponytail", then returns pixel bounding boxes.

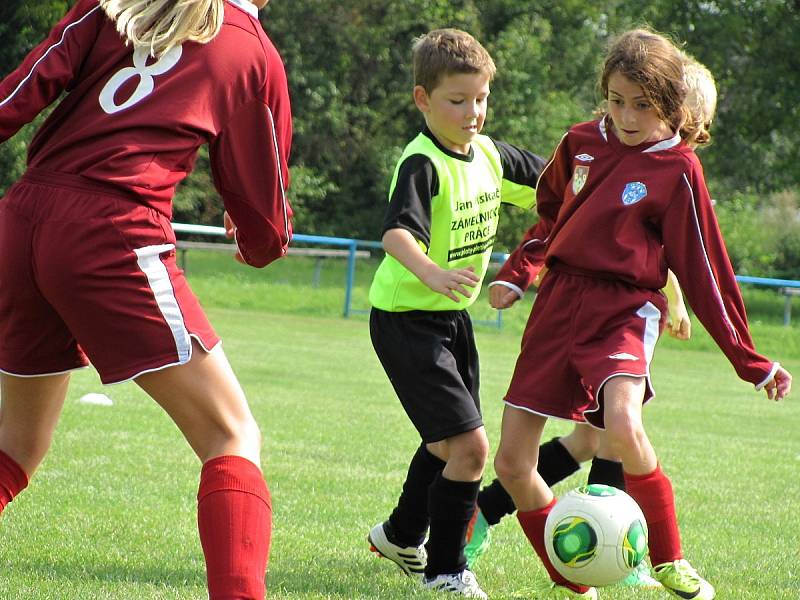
[0,1,289,599]
[99,0,227,57]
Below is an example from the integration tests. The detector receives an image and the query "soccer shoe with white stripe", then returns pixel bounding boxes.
[422,569,488,599]
[368,522,426,580]
[653,559,715,599]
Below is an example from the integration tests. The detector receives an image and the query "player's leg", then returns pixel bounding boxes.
[4,181,268,598]
[602,376,714,599]
[135,341,269,600]
[465,427,590,567]
[418,309,488,598]
[0,183,81,505]
[366,309,441,579]
[368,308,487,597]
[586,430,625,489]
[559,424,601,465]
[0,373,71,511]
[494,407,594,597]
[479,427,591,523]
[422,426,488,595]
[368,441,442,579]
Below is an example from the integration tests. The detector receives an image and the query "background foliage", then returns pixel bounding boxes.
[1,0,799,275]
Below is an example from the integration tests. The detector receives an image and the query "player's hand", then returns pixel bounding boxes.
[222,211,246,264]
[490,284,520,309]
[764,366,792,401]
[422,265,479,302]
[223,211,235,238]
[666,311,691,340]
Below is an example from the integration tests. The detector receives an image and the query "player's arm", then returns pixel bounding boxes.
[0,0,102,141]
[488,223,548,309]
[489,133,572,308]
[663,269,691,340]
[210,50,293,268]
[663,162,790,399]
[492,139,547,209]
[383,229,478,302]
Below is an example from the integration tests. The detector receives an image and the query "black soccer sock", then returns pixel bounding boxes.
[425,473,480,578]
[387,444,446,547]
[587,457,625,491]
[477,478,516,526]
[538,436,581,487]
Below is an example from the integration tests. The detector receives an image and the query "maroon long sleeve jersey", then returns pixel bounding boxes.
[0,0,292,267]
[496,117,777,388]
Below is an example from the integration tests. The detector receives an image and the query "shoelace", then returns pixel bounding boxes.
[660,561,700,588]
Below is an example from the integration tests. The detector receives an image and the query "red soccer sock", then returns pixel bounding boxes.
[198,455,272,600]
[624,464,682,566]
[517,498,593,593]
[0,449,29,514]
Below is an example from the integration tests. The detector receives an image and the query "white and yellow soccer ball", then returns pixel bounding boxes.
[544,484,648,586]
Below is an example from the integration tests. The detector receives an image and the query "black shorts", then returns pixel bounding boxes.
[370,308,483,443]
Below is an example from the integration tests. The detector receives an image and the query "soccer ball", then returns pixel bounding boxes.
[544,484,648,586]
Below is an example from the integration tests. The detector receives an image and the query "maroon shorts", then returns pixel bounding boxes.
[504,267,667,428]
[0,170,219,384]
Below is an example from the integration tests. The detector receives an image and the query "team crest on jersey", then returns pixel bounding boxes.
[575,153,594,162]
[621,182,647,205]
[572,166,590,195]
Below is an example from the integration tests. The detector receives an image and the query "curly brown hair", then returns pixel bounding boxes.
[600,28,688,133]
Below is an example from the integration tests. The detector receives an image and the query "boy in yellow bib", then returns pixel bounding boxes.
[366,28,545,598]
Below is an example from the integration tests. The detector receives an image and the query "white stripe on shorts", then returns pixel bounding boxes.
[134,244,191,362]
[636,300,662,368]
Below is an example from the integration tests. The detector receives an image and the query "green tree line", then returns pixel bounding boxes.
[2,1,799,276]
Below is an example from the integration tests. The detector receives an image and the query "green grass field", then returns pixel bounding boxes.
[1,251,798,599]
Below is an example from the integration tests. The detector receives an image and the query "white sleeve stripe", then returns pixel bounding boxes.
[754,362,780,390]
[488,280,524,299]
[518,131,563,253]
[522,236,548,249]
[265,105,290,244]
[683,172,740,342]
[0,5,102,109]
[534,132,567,191]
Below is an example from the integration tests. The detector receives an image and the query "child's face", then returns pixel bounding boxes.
[606,71,672,146]
[413,71,491,155]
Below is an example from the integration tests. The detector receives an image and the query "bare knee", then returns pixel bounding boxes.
[457,430,489,473]
[0,436,51,476]
[603,418,648,463]
[204,413,262,464]
[441,428,489,481]
[494,446,532,487]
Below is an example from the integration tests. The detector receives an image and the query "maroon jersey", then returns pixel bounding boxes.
[0,0,292,267]
[496,117,776,387]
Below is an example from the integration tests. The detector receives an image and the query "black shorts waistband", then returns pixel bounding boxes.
[370,307,470,321]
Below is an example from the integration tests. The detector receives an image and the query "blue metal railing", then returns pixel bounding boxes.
[172,223,366,317]
[734,275,800,326]
[172,223,800,326]
[172,223,507,325]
